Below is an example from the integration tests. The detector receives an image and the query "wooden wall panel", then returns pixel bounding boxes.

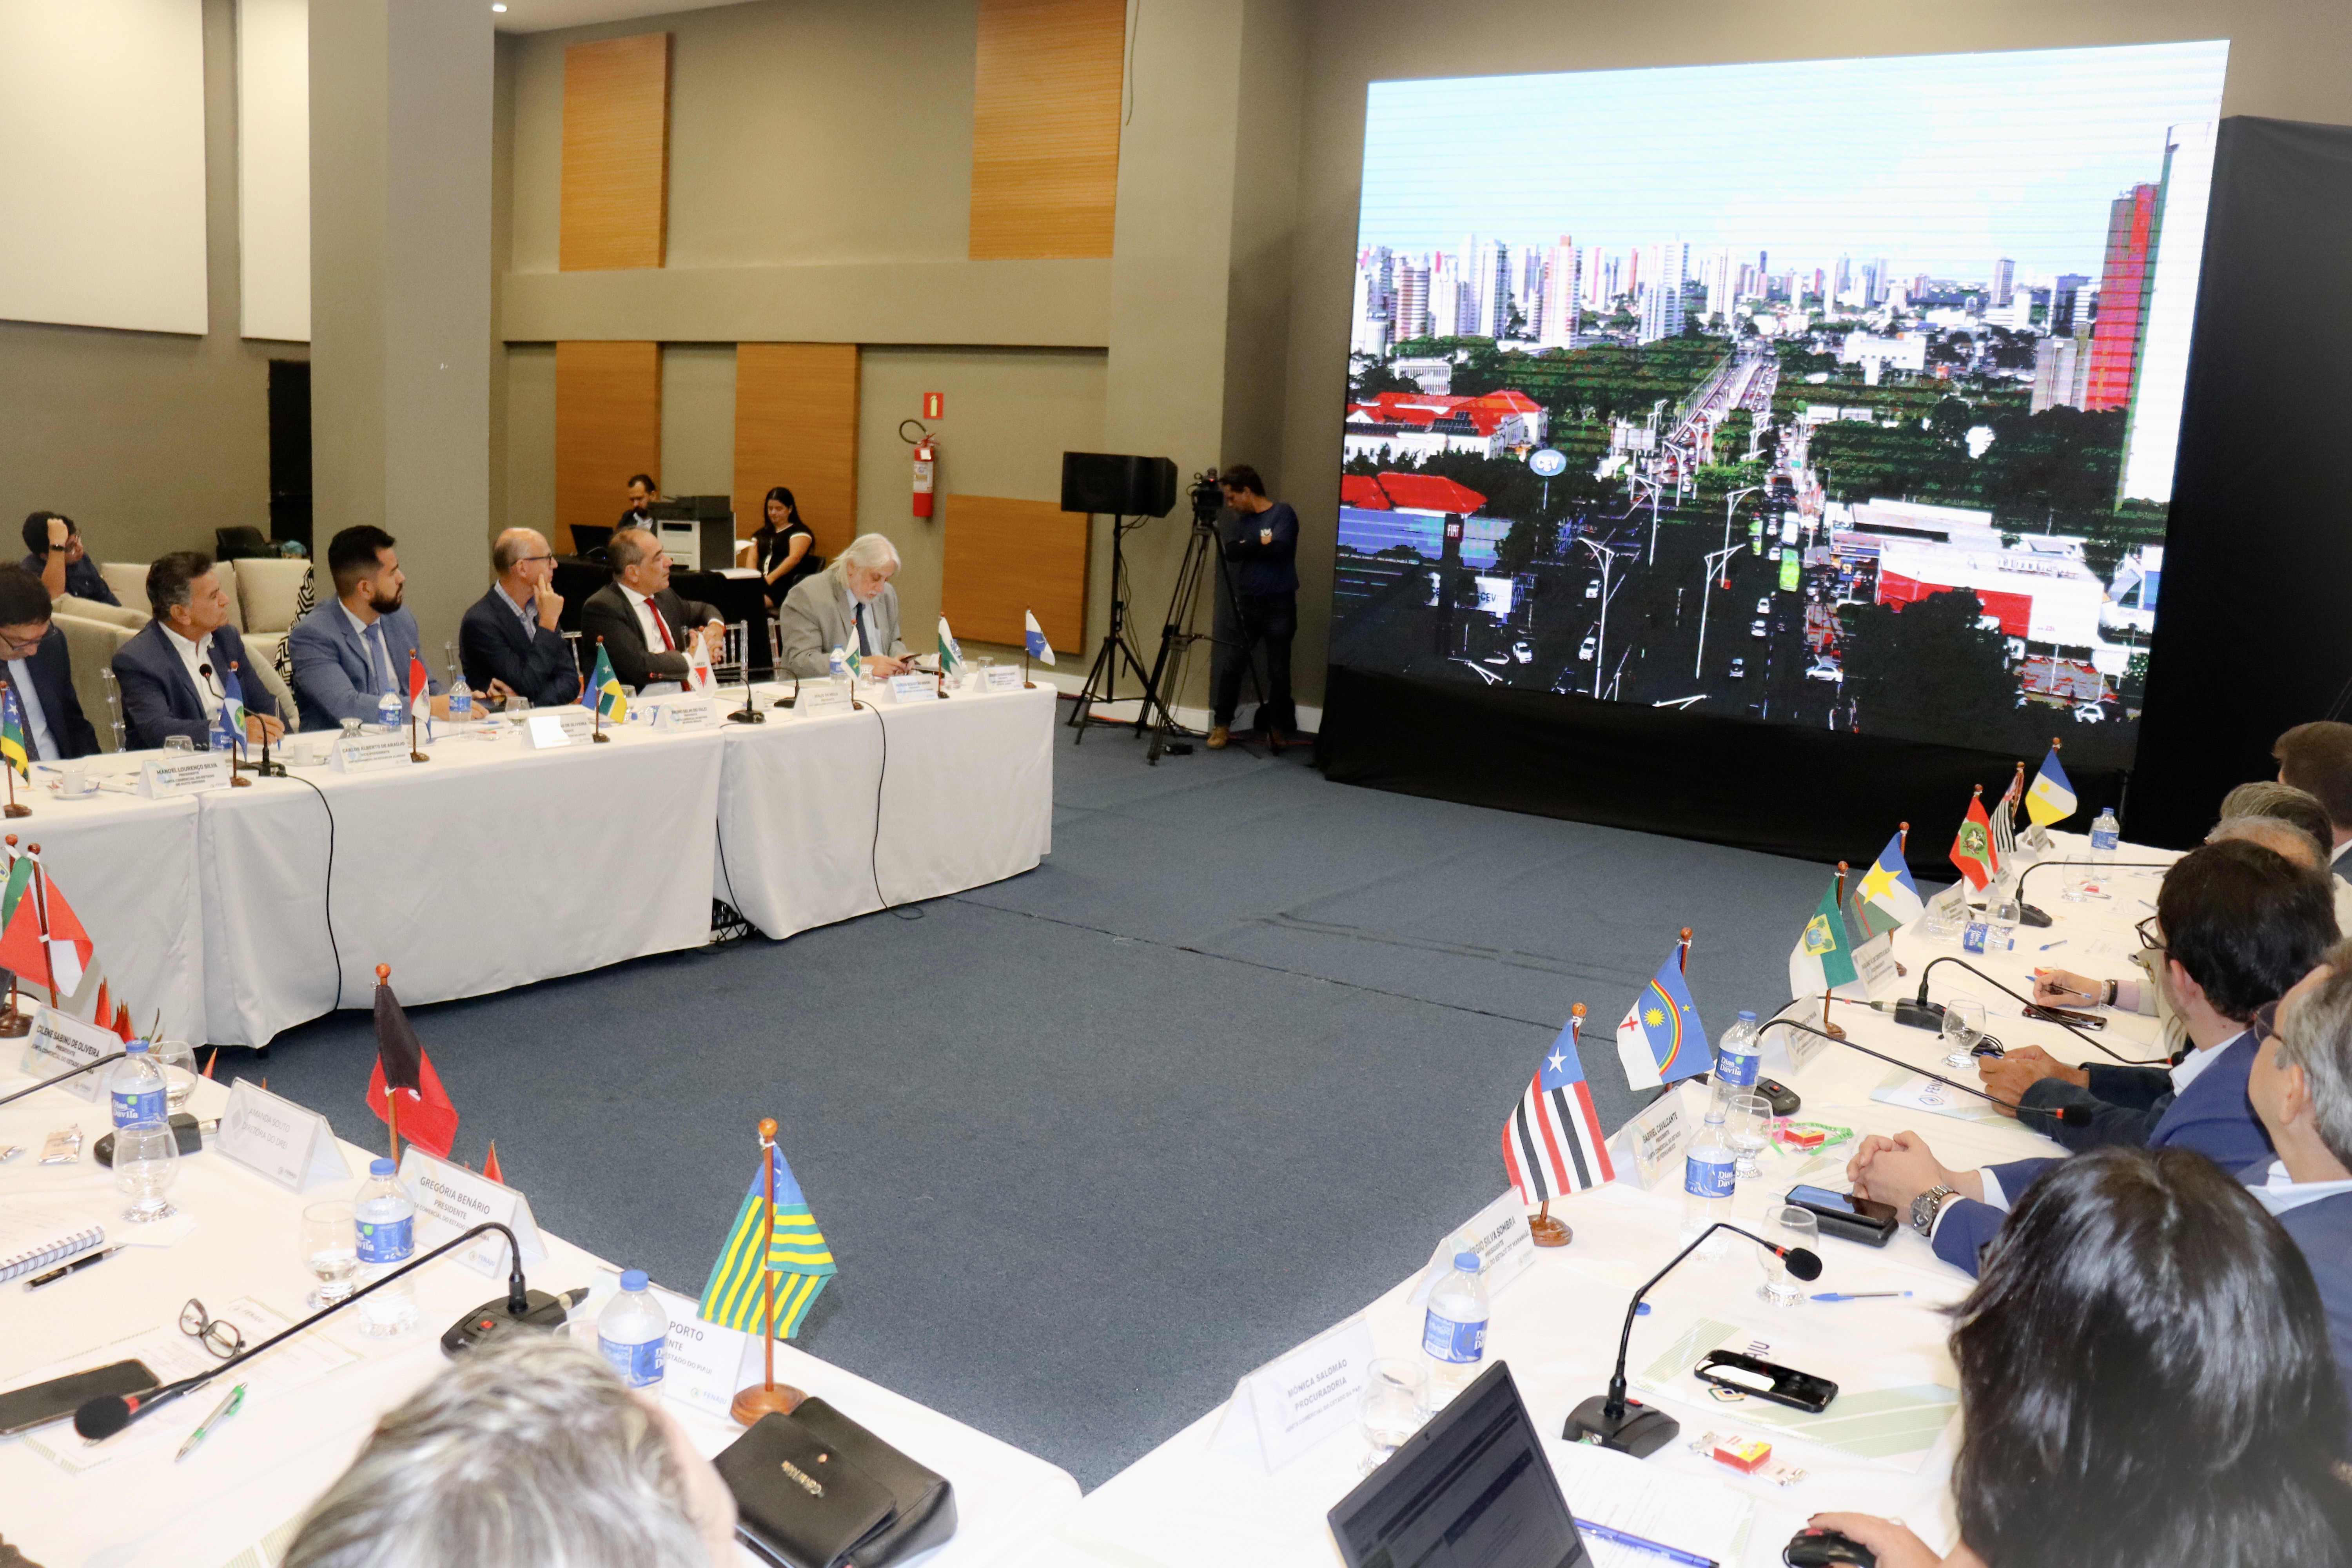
[561,33,671,271]
[734,343,861,561]
[554,340,661,552]
[968,0,1125,261]
[942,495,1088,653]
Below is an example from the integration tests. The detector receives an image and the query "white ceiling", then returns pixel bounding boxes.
[492,0,758,34]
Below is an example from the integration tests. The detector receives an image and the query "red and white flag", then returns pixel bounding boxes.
[1503,1004,1614,1204]
[1950,786,1998,891]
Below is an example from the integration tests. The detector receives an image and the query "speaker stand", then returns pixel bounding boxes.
[1069,514,1164,745]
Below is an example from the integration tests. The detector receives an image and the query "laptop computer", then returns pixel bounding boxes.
[1327,1361,1590,1568]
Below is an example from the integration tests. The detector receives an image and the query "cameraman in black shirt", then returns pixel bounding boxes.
[1209,465,1299,750]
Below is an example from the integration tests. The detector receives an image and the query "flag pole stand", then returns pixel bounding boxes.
[408,703,428,765]
[1530,1200,1571,1248]
[1819,864,1849,1038]
[377,968,404,1162]
[1892,822,1911,977]
[0,838,26,1036]
[1023,649,1034,690]
[732,1118,806,1426]
[3,761,27,819]
[27,847,57,1008]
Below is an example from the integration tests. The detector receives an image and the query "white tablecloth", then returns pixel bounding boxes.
[715,682,1055,938]
[992,838,2176,1568]
[0,1073,1082,1567]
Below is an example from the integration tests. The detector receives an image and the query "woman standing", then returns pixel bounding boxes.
[752,487,820,611]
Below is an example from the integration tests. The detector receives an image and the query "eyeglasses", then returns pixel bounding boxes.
[180,1298,243,1359]
[517,554,554,565]
[2254,998,2284,1047]
[0,627,47,657]
[2134,914,2165,954]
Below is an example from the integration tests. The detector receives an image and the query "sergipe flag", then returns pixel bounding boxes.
[1853,831,1925,937]
[701,1142,837,1339]
[587,644,629,724]
[364,970,459,1159]
[1503,1007,1613,1203]
[1615,942,1708,1092]
[2026,745,2078,827]
[1024,610,1055,666]
[1951,788,1998,891]
[1789,875,1865,1000]
[937,616,963,678]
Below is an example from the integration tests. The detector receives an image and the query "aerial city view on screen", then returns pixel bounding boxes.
[1332,42,2229,769]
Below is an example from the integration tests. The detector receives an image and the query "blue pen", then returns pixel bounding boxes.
[1811,1290,1913,1302]
[1577,1521,1716,1568]
[2039,938,2067,951]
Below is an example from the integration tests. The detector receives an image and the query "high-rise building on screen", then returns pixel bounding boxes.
[1637,240,1687,343]
[1537,238,1579,347]
[2085,183,2158,411]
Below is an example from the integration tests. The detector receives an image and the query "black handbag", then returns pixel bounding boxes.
[714,1398,958,1568]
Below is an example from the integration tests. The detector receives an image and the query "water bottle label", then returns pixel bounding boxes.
[1714,1047,1759,1089]
[449,692,472,720]
[1684,1152,1736,1200]
[1421,1310,1486,1364]
[600,1334,666,1387]
[357,1214,414,1264]
[111,1087,164,1126]
[2091,828,2118,851]
[1963,921,1989,954]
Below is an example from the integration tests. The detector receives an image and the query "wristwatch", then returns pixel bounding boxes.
[1910,1184,1957,1237]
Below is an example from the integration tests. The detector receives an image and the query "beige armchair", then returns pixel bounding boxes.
[97,559,249,630]
[52,613,137,753]
[233,558,311,669]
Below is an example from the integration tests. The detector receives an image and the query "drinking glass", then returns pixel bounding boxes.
[2061,862,2092,903]
[1757,1203,1818,1307]
[299,1201,359,1307]
[163,735,194,754]
[154,1038,198,1112]
[1726,1093,1771,1179]
[1359,1357,1428,1475]
[1940,996,1986,1070]
[114,1119,180,1222]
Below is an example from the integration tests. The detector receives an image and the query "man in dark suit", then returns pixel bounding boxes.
[2275,720,2352,887]
[288,524,448,731]
[459,528,579,706]
[111,551,285,751]
[0,563,99,759]
[578,527,724,691]
[1844,838,2337,1274]
[20,512,120,606]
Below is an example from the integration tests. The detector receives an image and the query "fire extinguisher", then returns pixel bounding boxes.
[903,420,937,519]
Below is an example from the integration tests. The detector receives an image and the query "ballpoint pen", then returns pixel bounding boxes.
[1811,1290,1914,1302]
[175,1383,245,1462]
[23,1245,125,1290]
[1577,1521,1717,1567]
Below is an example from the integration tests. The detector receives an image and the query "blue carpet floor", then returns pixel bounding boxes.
[221,708,1860,1488]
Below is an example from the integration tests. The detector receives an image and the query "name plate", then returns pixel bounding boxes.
[397,1147,547,1276]
[981,666,1024,692]
[1853,930,1902,998]
[1209,1315,1378,1473]
[795,682,854,717]
[519,712,572,750]
[25,1007,120,1101]
[1606,1079,1704,1191]
[1410,1190,1538,1309]
[329,734,415,774]
[1766,1011,1831,1073]
[652,697,719,731]
[885,673,938,704]
[139,753,233,798]
[216,1078,351,1191]
[650,1283,754,1419]
[1927,881,1971,922]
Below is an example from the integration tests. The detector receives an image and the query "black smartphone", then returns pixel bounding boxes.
[1694,1350,1838,1414]
[0,1358,158,1436]
[1787,1183,1900,1247]
[94,1111,203,1167]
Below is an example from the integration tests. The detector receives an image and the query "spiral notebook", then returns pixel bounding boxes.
[0,1205,105,1284]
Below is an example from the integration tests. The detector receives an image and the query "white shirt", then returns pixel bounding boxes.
[2334,838,2351,869]
[622,584,672,656]
[340,602,398,695]
[2247,1160,2352,1218]
[163,624,224,724]
[5,659,56,761]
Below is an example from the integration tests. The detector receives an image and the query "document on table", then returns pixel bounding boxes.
[1548,1440,1753,1568]
[1869,1064,2009,1126]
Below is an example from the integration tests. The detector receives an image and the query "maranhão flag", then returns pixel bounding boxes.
[1504,1003,1614,1203]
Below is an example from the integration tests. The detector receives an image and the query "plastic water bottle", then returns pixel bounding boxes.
[446,673,472,724]
[2091,807,2120,862]
[1421,1251,1489,1408]
[1681,1132,1736,1260]
[375,691,402,731]
[1713,1011,1761,1096]
[354,1158,419,1336]
[598,1270,669,1389]
[1986,876,2022,954]
[107,1040,166,1128]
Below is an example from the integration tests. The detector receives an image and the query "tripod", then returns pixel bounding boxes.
[1069,514,1163,744]
[1141,516,1263,763]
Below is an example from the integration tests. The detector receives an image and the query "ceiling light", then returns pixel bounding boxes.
[491,4,506,11]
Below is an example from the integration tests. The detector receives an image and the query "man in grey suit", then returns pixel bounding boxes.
[2276,721,2352,887]
[288,525,449,731]
[777,532,910,679]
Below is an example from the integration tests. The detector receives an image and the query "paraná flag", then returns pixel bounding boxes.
[1615,942,1708,1092]
[1789,876,1865,1000]
[1951,789,1998,891]
[211,661,250,757]
[0,686,27,780]
[364,971,459,1159]
[2025,745,2078,827]
[1024,610,1055,666]
[1504,1007,1613,1203]
[586,644,629,724]
[936,616,963,678]
[701,1141,837,1339]
[1852,831,1925,937]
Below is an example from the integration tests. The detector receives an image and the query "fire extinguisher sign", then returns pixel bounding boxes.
[922,392,944,419]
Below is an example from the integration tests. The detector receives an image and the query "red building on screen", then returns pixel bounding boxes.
[2084,183,2158,412]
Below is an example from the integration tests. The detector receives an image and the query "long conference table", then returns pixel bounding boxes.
[18,681,1054,1046]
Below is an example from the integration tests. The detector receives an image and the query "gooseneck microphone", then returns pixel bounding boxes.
[0,1049,127,1109]
[73,1221,543,1442]
[1757,1016,2090,1127]
[1908,955,2166,1064]
[2010,859,2172,926]
[1564,1221,1822,1458]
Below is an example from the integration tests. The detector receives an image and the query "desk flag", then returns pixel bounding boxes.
[701,1139,836,1340]
[1789,875,1865,1000]
[0,848,102,1018]
[211,661,249,757]
[407,652,430,722]
[842,642,864,682]
[1504,1005,1613,1203]
[2025,744,2077,827]
[364,969,459,1159]
[1615,942,1708,1092]
[1951,787,1998,891]
[586,644,629,724]
[687,634,717,694]
[1853,831,1925,937]
[0,687,27,780]
[937,616,963,678]
[0,840,29,928]
[1024,610,1055,666]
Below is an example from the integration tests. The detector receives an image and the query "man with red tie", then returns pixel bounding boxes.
[578,527,726,691]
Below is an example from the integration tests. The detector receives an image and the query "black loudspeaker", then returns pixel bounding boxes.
[1061,452,1178,518]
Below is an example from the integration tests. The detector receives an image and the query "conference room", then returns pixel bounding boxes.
[4,3,2351,1566]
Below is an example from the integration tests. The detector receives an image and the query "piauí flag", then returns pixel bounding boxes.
[1853,831,1925,937]
[701,1145,837,1340]
[211,661,249,757]
[936,616,963,676]
[0,687,26,780]
[364,972,459,1159]
[1790,876,1866,1000]
[587,644,629,724]
[407,652,430,721]
[2026,745,2078,828]
[1024,610,1055,666]
[1504,1008,1614,1203]
[1951,790,1998,891]
[1615,943,1708,1092]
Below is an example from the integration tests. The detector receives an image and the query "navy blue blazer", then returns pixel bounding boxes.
[2254,1174,2352,1446]
[1933,1029,2272,1273]
[111,619,281,752]
[458,587,579,707]
[23,553,120,607]
[287,602,439,731]
[2,626,100,760]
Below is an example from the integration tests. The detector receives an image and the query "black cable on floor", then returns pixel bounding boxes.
[278,771,343,1012]
[867,701,924,921]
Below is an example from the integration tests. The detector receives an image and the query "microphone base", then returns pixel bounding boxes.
[1892,998,1945,1031]
[439,1289,572,1358]
[1563,1394,1680,1458]
[2018,901,2053,928]
[726,708,766,724]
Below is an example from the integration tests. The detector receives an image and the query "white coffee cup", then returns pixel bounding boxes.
[58,765,92,799]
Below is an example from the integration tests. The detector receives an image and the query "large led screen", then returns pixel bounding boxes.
[1333,42,2228,772]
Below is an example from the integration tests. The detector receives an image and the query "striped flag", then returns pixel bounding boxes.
[700,1140,837,1341]
[1990,765,2022,868]
[1504,1004,1613,1203]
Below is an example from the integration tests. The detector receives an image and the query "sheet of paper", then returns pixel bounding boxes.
[1548,1439,1754,1568]
[1867,1064,2009,1126]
